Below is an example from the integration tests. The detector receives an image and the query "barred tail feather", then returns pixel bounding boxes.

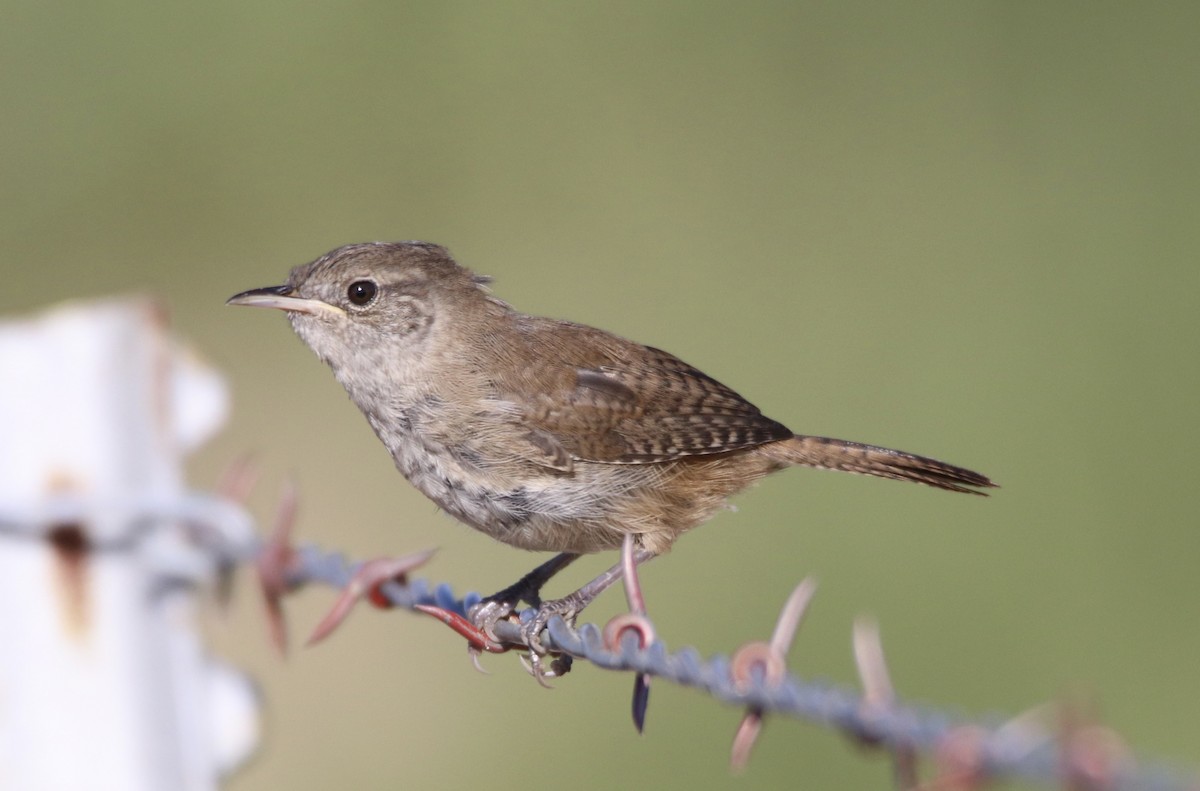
[768,435,997,495]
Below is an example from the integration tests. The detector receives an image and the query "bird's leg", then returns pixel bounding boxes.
[521,548,657,654]
[468,552,580,641]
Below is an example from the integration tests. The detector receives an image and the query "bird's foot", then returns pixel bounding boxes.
[466,593,525,645]
[467,552,579,644]
[519,593,586,655]
[467,571,552,644]
[517,594,589,686]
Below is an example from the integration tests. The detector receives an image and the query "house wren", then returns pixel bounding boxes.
[229,241,994,647]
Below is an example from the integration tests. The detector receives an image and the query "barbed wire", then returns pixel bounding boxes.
[1,489,1196,791]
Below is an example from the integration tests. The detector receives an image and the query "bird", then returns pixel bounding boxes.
[228,241,995,651]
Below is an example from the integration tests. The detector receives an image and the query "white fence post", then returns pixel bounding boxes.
[0,298,259,791]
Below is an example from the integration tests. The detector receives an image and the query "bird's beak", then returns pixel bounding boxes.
[226,285,345,317]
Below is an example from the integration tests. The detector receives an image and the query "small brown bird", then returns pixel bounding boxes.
[229,241,994,647]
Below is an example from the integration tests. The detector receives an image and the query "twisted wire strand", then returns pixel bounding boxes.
[290,544,1194,791]
[1,492,1195,790]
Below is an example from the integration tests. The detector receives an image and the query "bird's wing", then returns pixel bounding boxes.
[489,319,793,467]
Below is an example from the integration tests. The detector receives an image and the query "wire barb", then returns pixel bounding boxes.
[306,549,437,646]
[853,617,918,788]
[729,578,817,771]
[604,534,654,732]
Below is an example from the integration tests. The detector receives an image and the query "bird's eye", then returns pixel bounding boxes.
[347,280,377,306]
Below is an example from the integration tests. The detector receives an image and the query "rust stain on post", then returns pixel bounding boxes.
[48,524,91,638]
[44,473,93,638]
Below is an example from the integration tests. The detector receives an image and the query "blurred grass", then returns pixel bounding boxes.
[3,2,1199,788]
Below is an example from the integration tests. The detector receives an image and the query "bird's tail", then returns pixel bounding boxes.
[765,435,997,495]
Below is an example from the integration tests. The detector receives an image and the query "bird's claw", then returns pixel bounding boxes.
[519,597,578,655]
[520,650,573,687]
[466,597,520,644]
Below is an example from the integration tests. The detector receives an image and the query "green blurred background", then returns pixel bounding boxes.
[3,2,1198,788]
